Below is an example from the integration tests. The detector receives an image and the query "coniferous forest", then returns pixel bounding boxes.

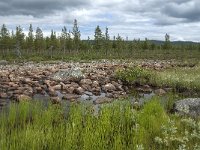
[0,19,200,61]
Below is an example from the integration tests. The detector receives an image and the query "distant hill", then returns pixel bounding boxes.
[83,39,199,45]
[150,40,199,45]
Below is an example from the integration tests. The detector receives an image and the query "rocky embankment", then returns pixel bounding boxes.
[0,60,175,105]
[0,61,127,104]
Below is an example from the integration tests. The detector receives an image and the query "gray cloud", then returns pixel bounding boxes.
[0,0,200,41]
[0,0,90,17]
[163,1,200,22]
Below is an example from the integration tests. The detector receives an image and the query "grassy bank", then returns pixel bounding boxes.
[0,99,199,150]
[116,64,200,94]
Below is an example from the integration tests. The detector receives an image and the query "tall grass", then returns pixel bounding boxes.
[116,64,200,93]
[0,99,199,150]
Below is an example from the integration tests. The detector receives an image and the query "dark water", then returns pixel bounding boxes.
[0,90,157,114]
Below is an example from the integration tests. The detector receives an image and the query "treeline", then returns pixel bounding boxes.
[0,19,200,60]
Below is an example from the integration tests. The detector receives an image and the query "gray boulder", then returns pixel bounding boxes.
[173,98,200,117]
[51,68,84,81]
[0,60,8,65]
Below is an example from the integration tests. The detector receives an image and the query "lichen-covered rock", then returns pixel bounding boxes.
[51,68,84,81]
[173,98,200,117]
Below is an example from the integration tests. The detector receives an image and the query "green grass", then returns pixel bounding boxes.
[0,99,199,150]
[150,65,200,92]
[116,64,200,94]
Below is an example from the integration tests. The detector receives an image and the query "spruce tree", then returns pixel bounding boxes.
[94,25,103,50]
[35,27,45,51]
[72,19,81,51]
[0,24,10,50]
[27,24,34,50]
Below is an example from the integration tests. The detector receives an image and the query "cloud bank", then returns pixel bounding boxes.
[0,0,199,41]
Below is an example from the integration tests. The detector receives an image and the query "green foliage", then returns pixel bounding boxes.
[1,22,200,61]
[115,66,151,84]
[1,99,199,150]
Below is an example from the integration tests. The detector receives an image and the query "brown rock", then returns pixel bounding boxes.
[13,90,23,94]
[62,94,80,100]
[92,87,101,96]
[16,95,32,102]
[104,83,116,92]
[66,87,75,94]
[53,85,62,90]
[93,97,113,105]
[155,89,166,96]
[0,93,8,98]
[51,97,61,104]
[48,87,58,97]
[92,81,99,88]
[74,87,85,95]
[106,93,114,98]
[71,82,79,88]
[111,81,123,91]
[80,79,92,85]
[136,85,152,93]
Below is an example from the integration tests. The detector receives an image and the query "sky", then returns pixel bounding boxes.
[0,0,200,41]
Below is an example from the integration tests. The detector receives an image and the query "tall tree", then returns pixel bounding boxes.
[104,27,110,54]
[0,24,10,49]
[27,24,34,50]
[72,19,81,50]
[163,33,171,49]
[116,34,123,56]
[60,26,68,53]
[94,25,103,50]
[50,30,58,49]
[35,27,45,51]
[15,26,25,47]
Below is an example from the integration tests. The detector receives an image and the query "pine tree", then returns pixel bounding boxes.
[35,27,45,51]
[104,27,110,54]
[72,19,81,50]
[50,30,58,49]
[61,26,68,53]
[116,34,123,56]
[0,24,10,49]
[15,26,25,48]
[94,25,103,50]
[27,24,34,50]
[163,33,171,49]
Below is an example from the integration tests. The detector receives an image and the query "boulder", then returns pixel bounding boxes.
[74,87,85,95]
[93,97,113,105]
[136,85,152,93]
[16,95,32,102]
[53,85,62,90]
[66,87,75,94]
[0,60,8,65]
[173,98,200,117]
[62,94,80,100]
[51,68,84,81]
[154,89,166,96]
[51,97,61,104]
[48,87,58,97]
[92,81,99,88]
[80,79,93,85]
[0,92,8,98]
[104,83,116,92]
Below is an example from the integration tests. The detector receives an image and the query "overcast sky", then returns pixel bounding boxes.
[0,0,200,41]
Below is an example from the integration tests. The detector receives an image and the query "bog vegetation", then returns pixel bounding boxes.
[0,19,200,61]
[0,99,200,150]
